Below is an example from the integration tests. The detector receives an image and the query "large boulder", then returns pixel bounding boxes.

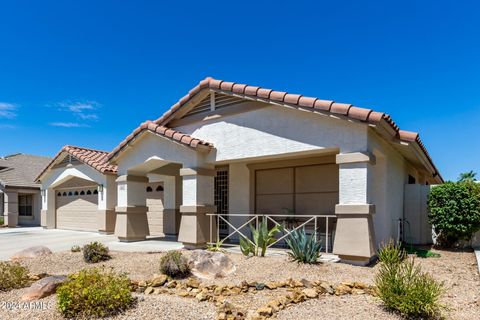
[188,250,235,280]
[21,275,67,301]
[11,246,52,260]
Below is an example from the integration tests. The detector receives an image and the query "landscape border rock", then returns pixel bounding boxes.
[11,246,52,260]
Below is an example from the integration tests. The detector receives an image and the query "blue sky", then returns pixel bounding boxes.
[0,1,479,181]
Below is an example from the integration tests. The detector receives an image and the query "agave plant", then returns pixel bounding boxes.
[239,220,281,257]
[285,227,322,264]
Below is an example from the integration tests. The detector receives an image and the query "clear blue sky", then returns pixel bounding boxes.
[0,1,479,181]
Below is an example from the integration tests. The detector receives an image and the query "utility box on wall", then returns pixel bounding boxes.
[404,184,433,245]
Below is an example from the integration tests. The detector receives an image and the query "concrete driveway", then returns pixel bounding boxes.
[0,227,183,261]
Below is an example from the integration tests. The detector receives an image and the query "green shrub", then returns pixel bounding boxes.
[285,227,322,264]
[428,181,480,246]
[375,257,443,318]
[239,221,281,257]
[377,240,406,265]
[82,242,111,263]
[0,216,4,225]
[159,251,190,278]
[0,261,29,291]
[71,245,81,253]
[57,267,133,318]
[207,240,225,252]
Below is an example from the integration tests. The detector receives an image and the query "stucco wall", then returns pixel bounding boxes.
[368,130,409,246]
[174,105,368,163]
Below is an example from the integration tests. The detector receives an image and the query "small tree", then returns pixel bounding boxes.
[458,170,477,183]
[428,181,480,246]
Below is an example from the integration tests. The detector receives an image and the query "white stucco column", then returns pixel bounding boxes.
[114,175,149,241]
[4,191,19,227]
[97,175,117,234]
[333,152,377,265]
[162,175,182,236]
[41,188,56,228]
[178,167,215,248]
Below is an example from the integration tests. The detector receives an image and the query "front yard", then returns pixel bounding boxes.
[0,248,478,319]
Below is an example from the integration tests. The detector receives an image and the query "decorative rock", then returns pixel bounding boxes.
[167,281,177,288]
[21,275,66,301]
[335,284,352,295]
[255,283,265,290]
[319,282,334,295]
[352,289,365,295]
[186,277,201,288]
[353,282,368,290]
[300,279,313,288]
[303,288,318,298]
[138,280,147,287]
[265,282,277,290]
[27,273,47,281]
[257,307,273,316]
[188,250,236,279]
[195,292,208,301]
[11,246,52,260]
[151,275,168,287]
[144,287,154,295]
[177,291,189,297]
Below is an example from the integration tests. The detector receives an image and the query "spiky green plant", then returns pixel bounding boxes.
[285,227,322,264]
[239,220,281,257]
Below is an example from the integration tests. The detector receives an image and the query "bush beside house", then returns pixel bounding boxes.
[428,178,480,247]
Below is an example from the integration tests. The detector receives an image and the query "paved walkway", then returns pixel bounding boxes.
[0,227,183,260]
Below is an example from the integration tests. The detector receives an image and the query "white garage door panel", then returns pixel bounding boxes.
[56,194,98,231]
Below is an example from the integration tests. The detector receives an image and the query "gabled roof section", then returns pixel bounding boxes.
[107,121,214,162]
[36,145,118,182]
[150,77,442,183]
[0,154,51,188]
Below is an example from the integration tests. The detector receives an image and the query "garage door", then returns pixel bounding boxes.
[56,188,98,231]
[255,164,339,215]
[146,183,165,237]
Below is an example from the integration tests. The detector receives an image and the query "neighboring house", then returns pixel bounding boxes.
[0,153,51,227]
[37,77,443,264]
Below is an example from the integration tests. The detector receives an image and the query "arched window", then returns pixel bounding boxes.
[68,192,73,196]
[74,191,79,196]
[146,186,153,192]
[57,192,62,197]
[80,190,85,195]
[86,190,92,195]
[156,185,164,192]
[93,190,98,195]
[62,192,67,196]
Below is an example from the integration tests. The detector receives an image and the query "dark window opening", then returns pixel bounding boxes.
[214,168,229,235]
[86,190,92,195]
[62,192,67,196]
[93,190,98,195]
[68,192,73,196]
[408,175,416,184]
[80,190,85,195]
[18,195,33,216]
[146,186,153,192]
[156,185,164,192]
[74,191,79,196]
[57,192,62,197]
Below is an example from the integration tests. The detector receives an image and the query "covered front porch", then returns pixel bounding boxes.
[111,128,378,263]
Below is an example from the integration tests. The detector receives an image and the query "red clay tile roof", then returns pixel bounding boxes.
[151,77,441,182]
[36,145,118,181]
[107,121,214,162]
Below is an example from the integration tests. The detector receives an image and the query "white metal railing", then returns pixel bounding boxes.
[206,214,337,253]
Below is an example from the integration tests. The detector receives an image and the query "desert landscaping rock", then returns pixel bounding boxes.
[189,250,236,279]
[0,248,478,319]
[21,275,67,301]
[10,246,52,260]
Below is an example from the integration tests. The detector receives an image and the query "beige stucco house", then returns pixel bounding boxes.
[37,77,443,264]
[1,153,51,227]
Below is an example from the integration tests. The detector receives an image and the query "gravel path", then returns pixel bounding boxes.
[0,248,478,319]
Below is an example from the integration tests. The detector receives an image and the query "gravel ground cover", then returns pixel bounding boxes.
[0,248,478,319]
